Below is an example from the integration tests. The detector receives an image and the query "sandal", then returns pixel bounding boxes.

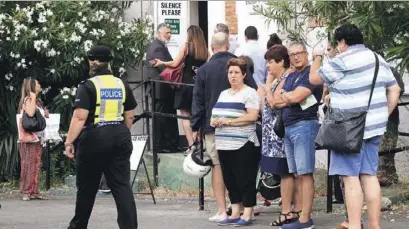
[30,195,48,200]
[291,210,302,218]
[22,195,30,201]
[270,212,294,226]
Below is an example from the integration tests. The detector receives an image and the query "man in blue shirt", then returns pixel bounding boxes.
[276,42,323,229]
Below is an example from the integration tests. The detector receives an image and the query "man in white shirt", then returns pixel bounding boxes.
[235,26,267,85]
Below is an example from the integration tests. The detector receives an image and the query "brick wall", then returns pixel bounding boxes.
[225,1,238,35]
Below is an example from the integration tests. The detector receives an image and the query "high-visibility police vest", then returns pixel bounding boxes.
[89,75,126,124]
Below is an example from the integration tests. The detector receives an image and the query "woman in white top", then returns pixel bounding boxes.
[211,57,260,227]
[17,78,48,201]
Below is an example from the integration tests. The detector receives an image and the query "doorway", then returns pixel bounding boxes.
[198,1,208,46]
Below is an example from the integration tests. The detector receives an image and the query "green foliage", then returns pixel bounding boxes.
[0,1,153,178]
[253,1,409,72]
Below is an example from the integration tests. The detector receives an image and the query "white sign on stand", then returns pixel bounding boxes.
[154,1,189,58]
[130,135,148,171]
[130,135,156,204]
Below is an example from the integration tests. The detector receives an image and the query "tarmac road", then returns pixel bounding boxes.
[0,196,408,229]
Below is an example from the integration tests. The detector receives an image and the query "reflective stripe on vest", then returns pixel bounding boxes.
[89,75,126,124]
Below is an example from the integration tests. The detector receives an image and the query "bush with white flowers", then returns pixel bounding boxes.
[0,1,153,177]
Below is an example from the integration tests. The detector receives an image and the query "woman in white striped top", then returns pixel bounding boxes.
[210,57,261,227]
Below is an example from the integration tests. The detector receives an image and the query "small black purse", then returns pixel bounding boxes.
[22,108,46,133]
[315,52,379,154]
[271,76,286,138]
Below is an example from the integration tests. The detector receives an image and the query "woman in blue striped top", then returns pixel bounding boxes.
[211,57,261,227]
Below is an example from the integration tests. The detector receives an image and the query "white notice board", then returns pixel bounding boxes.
[130,135,148,171]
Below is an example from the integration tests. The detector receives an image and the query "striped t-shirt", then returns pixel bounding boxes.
[211,85,260,150]
[318,44,397,139]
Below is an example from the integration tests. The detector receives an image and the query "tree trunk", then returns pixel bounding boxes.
[377,121,399,186]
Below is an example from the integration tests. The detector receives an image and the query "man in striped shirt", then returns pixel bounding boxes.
[309,23,401,229]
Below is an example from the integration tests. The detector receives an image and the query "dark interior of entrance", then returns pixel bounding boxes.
[198,1,208,46]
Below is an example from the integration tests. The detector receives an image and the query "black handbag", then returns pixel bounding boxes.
[315,52,379,154]
[22,108,46,133]
[271,76,286,138]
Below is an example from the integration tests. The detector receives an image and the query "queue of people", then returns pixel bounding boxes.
[180,22,402,229]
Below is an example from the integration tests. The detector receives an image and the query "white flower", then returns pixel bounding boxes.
[21,58,25,64]
[75,22,87,33]
[71,87,77,96]
[47,48,57,57]
[110,18,115,22]
[62,95,69,99]
[38,13,47,23]
[83,40,93,52]
[17,63,21,67]
[69,32,81,42]
[78,12,83,17]
[111,7,118,13]
[119,67,126,73]
[22,64,27,69]
[45,9,53,16]
[146,15,153,22]
[59,22,65,28]
[8,85,14,91]
[35,2,45,10]
[34,39,49,52]
[31,29,38,36]
[74,56,82,64]
[29,61,32,65]
[42,27,47,32]
[16,4,20,11]
[50,69,55,73]
[63,87,70,92]
[6,37,10,41]
[81,16,87,22]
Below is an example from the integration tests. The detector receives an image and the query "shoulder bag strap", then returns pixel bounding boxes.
[367,52,380,109]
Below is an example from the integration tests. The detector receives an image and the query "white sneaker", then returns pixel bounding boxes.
[208,214,226,222]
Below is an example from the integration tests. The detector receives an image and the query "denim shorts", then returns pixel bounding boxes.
[284,120,319,175]
[329,136,382,177]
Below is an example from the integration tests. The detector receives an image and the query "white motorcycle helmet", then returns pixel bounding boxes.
[183,146,213,179]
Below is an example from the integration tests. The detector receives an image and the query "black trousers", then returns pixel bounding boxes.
[68,124,138,229]
[153,97,179,149]
[218,141,261,207]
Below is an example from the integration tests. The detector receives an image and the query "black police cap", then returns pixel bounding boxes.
[87,45,113,62]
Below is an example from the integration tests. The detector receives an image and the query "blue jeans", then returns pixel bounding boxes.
[284,120,319,175]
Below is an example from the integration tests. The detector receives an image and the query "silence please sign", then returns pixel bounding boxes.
[160,2,182,16]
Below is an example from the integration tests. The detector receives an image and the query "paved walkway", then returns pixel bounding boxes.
[0,195,407,229]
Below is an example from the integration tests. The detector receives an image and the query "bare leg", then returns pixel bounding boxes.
[180,109,193,146]
[212,165,227,217]
[343,176,364,229]
[361,174,381,229]
[242,207,253,221]
[298,174,314,223]
[292,175,303,213]
[230,203,241,219]
[281,175,295,218]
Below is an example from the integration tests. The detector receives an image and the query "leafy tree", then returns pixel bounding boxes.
[0,1,153,178]
[253,1,409,72]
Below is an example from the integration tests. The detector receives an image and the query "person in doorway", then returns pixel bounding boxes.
[17,78,49,201]
[146,23,180,153]
[280,42,323,229]
[235,26,267,85]
[65,45,138,229]
[153,25,209,155]
[309,23,401,229]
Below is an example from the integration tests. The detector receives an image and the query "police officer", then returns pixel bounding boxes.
[64,45,138,229]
